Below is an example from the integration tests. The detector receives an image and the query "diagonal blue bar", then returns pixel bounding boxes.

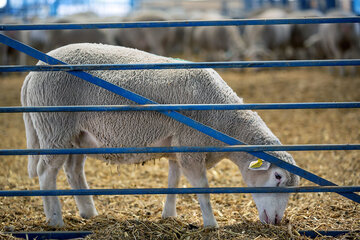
[1,59,360,72]
[0,33,359,203]
[0,186,359,197]
[0,17,359,31]
[1,144,360,156]
[0,102,359,113]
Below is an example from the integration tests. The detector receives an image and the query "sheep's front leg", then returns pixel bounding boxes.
[37,157,65,227]
[179,153,218,227]
[64,154,98,219]
[162,159,181,218]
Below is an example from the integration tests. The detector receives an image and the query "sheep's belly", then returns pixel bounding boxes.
[92,152,173,165]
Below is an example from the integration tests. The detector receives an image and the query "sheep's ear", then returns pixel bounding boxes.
[248,159,271,171]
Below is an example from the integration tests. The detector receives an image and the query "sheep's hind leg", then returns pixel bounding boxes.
[162,159,181,218]
[179,153,218,227]
[37,155,66,227]
[64,154,98,219]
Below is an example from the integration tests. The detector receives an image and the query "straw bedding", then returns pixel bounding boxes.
[0,68,359,239]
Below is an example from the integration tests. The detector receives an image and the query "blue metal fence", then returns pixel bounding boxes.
[1,17,360,30]
[1,17,360,238]
[1,59,360,72]
[1,102,359,113]
[1,144,360,156]
[1,186,360,197]
[2,30,359,201]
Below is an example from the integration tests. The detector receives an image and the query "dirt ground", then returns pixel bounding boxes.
[0,68,359,239]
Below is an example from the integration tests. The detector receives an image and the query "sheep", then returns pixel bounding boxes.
[317,10,360,75]
[42,14,115,52]
[21,43,299,227]
[185,12,246,61]
[190,25,245,61]
[110,10,172,56]
[288,9,324,60]
[244,8,292,60]
[0,17,27,66]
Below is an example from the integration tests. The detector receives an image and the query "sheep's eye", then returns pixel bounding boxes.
[275,172,282,180]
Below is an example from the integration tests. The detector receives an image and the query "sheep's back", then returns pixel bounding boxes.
[27,43,241,107]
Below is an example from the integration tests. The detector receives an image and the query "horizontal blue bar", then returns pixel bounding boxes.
[1,102,359,113]
[0,145,359,156]
[4,230,356,239]
[0,186,359,197]
[1,17,359,31]
[1,59,360,72]
[3,231,92,240]
[299,230,359,238]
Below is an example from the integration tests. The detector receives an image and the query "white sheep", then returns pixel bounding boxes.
[21,43,299,227]
[243,8,292,60]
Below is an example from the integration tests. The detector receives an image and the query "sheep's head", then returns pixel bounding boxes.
[235,152,299,225]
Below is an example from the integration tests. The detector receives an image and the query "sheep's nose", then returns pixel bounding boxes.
[261,210,282,225]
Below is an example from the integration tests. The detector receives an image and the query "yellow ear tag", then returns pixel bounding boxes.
[250,159,263,169]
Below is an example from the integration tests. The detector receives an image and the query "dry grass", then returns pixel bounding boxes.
[0,68,359,239]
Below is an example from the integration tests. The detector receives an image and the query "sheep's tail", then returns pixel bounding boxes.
[21,75,40,178]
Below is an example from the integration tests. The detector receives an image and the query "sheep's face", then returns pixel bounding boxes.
[237,156,299,225]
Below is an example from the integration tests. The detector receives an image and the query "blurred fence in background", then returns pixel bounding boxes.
[0,0,359,20]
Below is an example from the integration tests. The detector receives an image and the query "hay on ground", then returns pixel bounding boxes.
[0,68,359,239]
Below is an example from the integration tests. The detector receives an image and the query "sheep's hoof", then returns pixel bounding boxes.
[80,209,98,219]
[203,220,218,228]
[47,218,65,227]
[161,210,177,219]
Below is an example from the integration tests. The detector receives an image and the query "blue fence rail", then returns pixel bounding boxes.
[1,17,360,31]
[3,230,358,240]
[1,102,359,113]
[1,16,360,238]
[1,186,360,197]
[1,59,360,72]
[2,231,93,240]
[1,144,360,156]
